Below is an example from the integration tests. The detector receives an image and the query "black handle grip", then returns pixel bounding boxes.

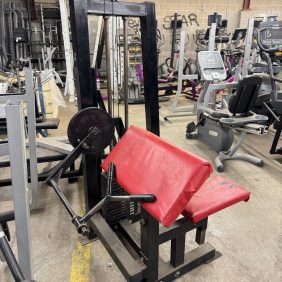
[129,194,156,202]
[0,211,15,224]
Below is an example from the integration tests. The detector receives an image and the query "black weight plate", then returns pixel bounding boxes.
[67,108,114,153]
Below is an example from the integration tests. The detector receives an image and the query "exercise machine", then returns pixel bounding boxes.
[46,107,252,281]
[187,51,268,171]
[204,13,229,52]
[162,13,231,121]
[222,28,246,78]
[242,16,282,155]
[163,31,198,120]
[256,20,282,154]
[191,50,238,115]
[44,2,256,280]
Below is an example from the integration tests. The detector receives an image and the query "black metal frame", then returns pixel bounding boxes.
[67,1,217,281]
[45,133,156,236]
[88,212,215,281]
[169,13,178,69]
[44,114,218,281]
[69,0,159,217]
[0,153,81,188]
[0,211,35,282]
[270,117,282,154]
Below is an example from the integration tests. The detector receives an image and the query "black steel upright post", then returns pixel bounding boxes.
[140,6,160,277]
[69,0,101,214]
[140,2,160,136]
[170,13,178,69]
[140,209,159,281]
[270,117,282,154]
[69,0,91,108]
[0,227,25,282]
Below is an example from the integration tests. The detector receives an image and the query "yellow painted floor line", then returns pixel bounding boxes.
[70,240,91,282]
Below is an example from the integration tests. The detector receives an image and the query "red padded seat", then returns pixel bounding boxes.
[101,125,213,227]
[182,176,250,223]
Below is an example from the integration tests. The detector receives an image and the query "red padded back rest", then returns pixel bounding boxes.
[101,126,213,227]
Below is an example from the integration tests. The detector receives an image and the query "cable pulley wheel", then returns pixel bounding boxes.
[67,107,114,153]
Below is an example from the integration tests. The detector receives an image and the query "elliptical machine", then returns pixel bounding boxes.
[255,20,282,154]
[186,51,268,172]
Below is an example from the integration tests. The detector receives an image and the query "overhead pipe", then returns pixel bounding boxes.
[242,0,251,10]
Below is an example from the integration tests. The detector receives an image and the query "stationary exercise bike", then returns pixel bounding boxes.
[186,51,268,171]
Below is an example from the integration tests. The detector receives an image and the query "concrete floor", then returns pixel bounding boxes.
[1,96,282,282]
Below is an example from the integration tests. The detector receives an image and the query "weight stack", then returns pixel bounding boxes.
[101,173,139,226]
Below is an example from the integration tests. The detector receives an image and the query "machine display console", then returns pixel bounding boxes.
[258,21,282,52]
[198,51,227,81]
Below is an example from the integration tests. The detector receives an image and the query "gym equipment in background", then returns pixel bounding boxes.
[0,1,30,69]
[221,28,246,79]
[241,16,282,155]
[197,12,229,52]
[256,20,282,155]
[163,31,198,121]
[187,51,268,172]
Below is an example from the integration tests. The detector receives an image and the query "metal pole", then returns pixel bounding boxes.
[167,31,198,116]
[0,227,25,282]
[123,17,129,130]
[170,13,178,69]
[242,18,254,77]
[69,0,101,223]
[16,68,21,93]
[140,2,160,135]
[25,68,39,209]
[11,2,19,60]
[171,30,185,112]
[40,4,47,53]
[59,0,76,102]
[0,1,8,67]
[6,100,33,280]
[25,0,34,57]
[104,16,113,116]
[208,23,217,51]
[91,16,103,68]
[8,3,16,63]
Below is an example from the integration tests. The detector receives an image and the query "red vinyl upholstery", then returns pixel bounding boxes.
[182,176,250,223]
[101,125,213,227]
